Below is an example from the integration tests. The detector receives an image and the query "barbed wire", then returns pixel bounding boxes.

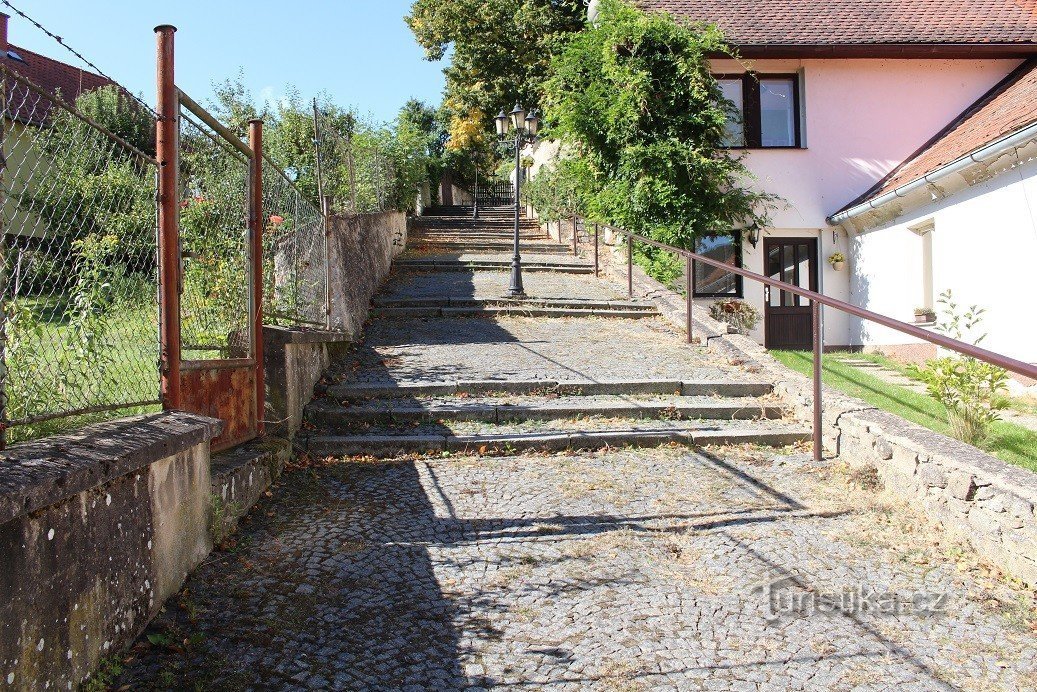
[0,0,158,117]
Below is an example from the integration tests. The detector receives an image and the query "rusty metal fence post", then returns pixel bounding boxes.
[155,25,181,411]
[685,255,693,344]
[322,195,332,330]
[812,300,823,461]
[249,120,265,435]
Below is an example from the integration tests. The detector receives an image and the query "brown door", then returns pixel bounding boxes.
[764,237,818,350]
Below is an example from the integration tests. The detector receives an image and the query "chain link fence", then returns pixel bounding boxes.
[177,106,252,361]
[261,156,327,328]
[0,65,160,444]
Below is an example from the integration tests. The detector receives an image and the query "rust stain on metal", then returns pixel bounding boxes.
[180,366,256,451]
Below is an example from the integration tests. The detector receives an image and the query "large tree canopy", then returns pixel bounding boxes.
[538,0,777,246]
[406,0,586,156]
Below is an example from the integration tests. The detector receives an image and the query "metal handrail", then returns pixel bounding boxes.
[576,216,1037,461]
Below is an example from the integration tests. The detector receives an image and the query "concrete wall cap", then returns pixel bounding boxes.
[0,411,222,525]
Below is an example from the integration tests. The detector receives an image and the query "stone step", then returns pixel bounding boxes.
[301,421,810,458]
[306,395,786,429]
[393,261,594,274]
[411,235,550,243]
[371,305,657,319]
[411,229,547,236]
[321,378,773,401]
[411,243,572,254]
[371,297,655,310]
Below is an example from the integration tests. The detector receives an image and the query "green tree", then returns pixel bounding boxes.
[541,0,777,248]
[406,0,586,150]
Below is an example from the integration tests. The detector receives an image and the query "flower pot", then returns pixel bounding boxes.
[914,314,935,324]
[830,261,845,271]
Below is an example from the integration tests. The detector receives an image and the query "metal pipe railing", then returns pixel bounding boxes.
[574,216,1037,461]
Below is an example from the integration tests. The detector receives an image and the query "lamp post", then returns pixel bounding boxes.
[496,104,539,297]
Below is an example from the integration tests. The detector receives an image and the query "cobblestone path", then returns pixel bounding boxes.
[117,447,1037,691]
[116,207,1036,690]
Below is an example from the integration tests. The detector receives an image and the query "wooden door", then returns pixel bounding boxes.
[764,238,818,350]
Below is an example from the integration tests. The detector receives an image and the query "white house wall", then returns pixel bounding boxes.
[850,157,1037,364]
[710,58,1021,228]
[708,57,1019,350]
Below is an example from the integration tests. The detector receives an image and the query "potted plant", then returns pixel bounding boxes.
[827,252,846,271]
[914,306,936,324]
[709,298,761,335]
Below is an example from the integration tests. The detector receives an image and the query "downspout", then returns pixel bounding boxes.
[828,120,1037,225]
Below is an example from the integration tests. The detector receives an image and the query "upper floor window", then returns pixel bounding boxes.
[716,73,802,149]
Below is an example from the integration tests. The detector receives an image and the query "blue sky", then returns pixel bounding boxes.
[7,1,447,122]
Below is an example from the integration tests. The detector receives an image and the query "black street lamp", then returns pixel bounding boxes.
[496,104,539,298]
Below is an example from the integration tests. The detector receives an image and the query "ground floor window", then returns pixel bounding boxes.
[693,235,742,297]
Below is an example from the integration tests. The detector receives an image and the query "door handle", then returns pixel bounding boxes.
[765,286,771,302]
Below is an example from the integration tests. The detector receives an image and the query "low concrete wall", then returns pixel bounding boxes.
[264,326,350,438]
[597,232,1037,586]
[327,211,408,339]
[0,413,220,691]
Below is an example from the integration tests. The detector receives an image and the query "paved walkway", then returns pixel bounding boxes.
[117,448,1036,690]
[115,209,1036,691]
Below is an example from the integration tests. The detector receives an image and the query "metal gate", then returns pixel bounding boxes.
[476,180,514,207]
[156,26,263,451]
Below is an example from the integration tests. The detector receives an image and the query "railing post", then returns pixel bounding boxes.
[627,233,633,298]
[155,24,181,411]
[686,254,693,344]
[593,223,599,277]
[812,300,823,461]
[322,195,332,330]
[473,168,479,219]
[572,214,578,256]
[249,119,265,435]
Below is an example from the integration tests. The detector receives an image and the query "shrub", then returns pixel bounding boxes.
[914,290,1009,445]
[709,298,760,334]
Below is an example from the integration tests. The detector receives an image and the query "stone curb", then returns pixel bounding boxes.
[303,426,810,458]
[305,398,787,427]
[370,306,659,320]
[321,379,773,400]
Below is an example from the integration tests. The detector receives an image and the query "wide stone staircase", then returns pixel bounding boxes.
[300,205,810,458]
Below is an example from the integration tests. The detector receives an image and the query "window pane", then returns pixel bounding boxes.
[694,235,740,296]
[717,79,744,147]
[760,78,795,147]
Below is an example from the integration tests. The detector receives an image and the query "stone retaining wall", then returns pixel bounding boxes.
[327,211,408,339]
[592,228,1037,586]
[0,413,220,691]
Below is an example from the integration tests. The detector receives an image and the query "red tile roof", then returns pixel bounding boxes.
[4,43,114,125]
[837,58,1037,213]
[637,0,1037,55]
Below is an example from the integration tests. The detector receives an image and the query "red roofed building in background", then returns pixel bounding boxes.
[1,12,119,241]
[0,12,114,124]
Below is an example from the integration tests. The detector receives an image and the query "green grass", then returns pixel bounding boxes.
[6,296,160,444]
[770,350,1037,472]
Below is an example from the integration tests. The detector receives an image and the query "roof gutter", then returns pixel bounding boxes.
[827,120,1037,226]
